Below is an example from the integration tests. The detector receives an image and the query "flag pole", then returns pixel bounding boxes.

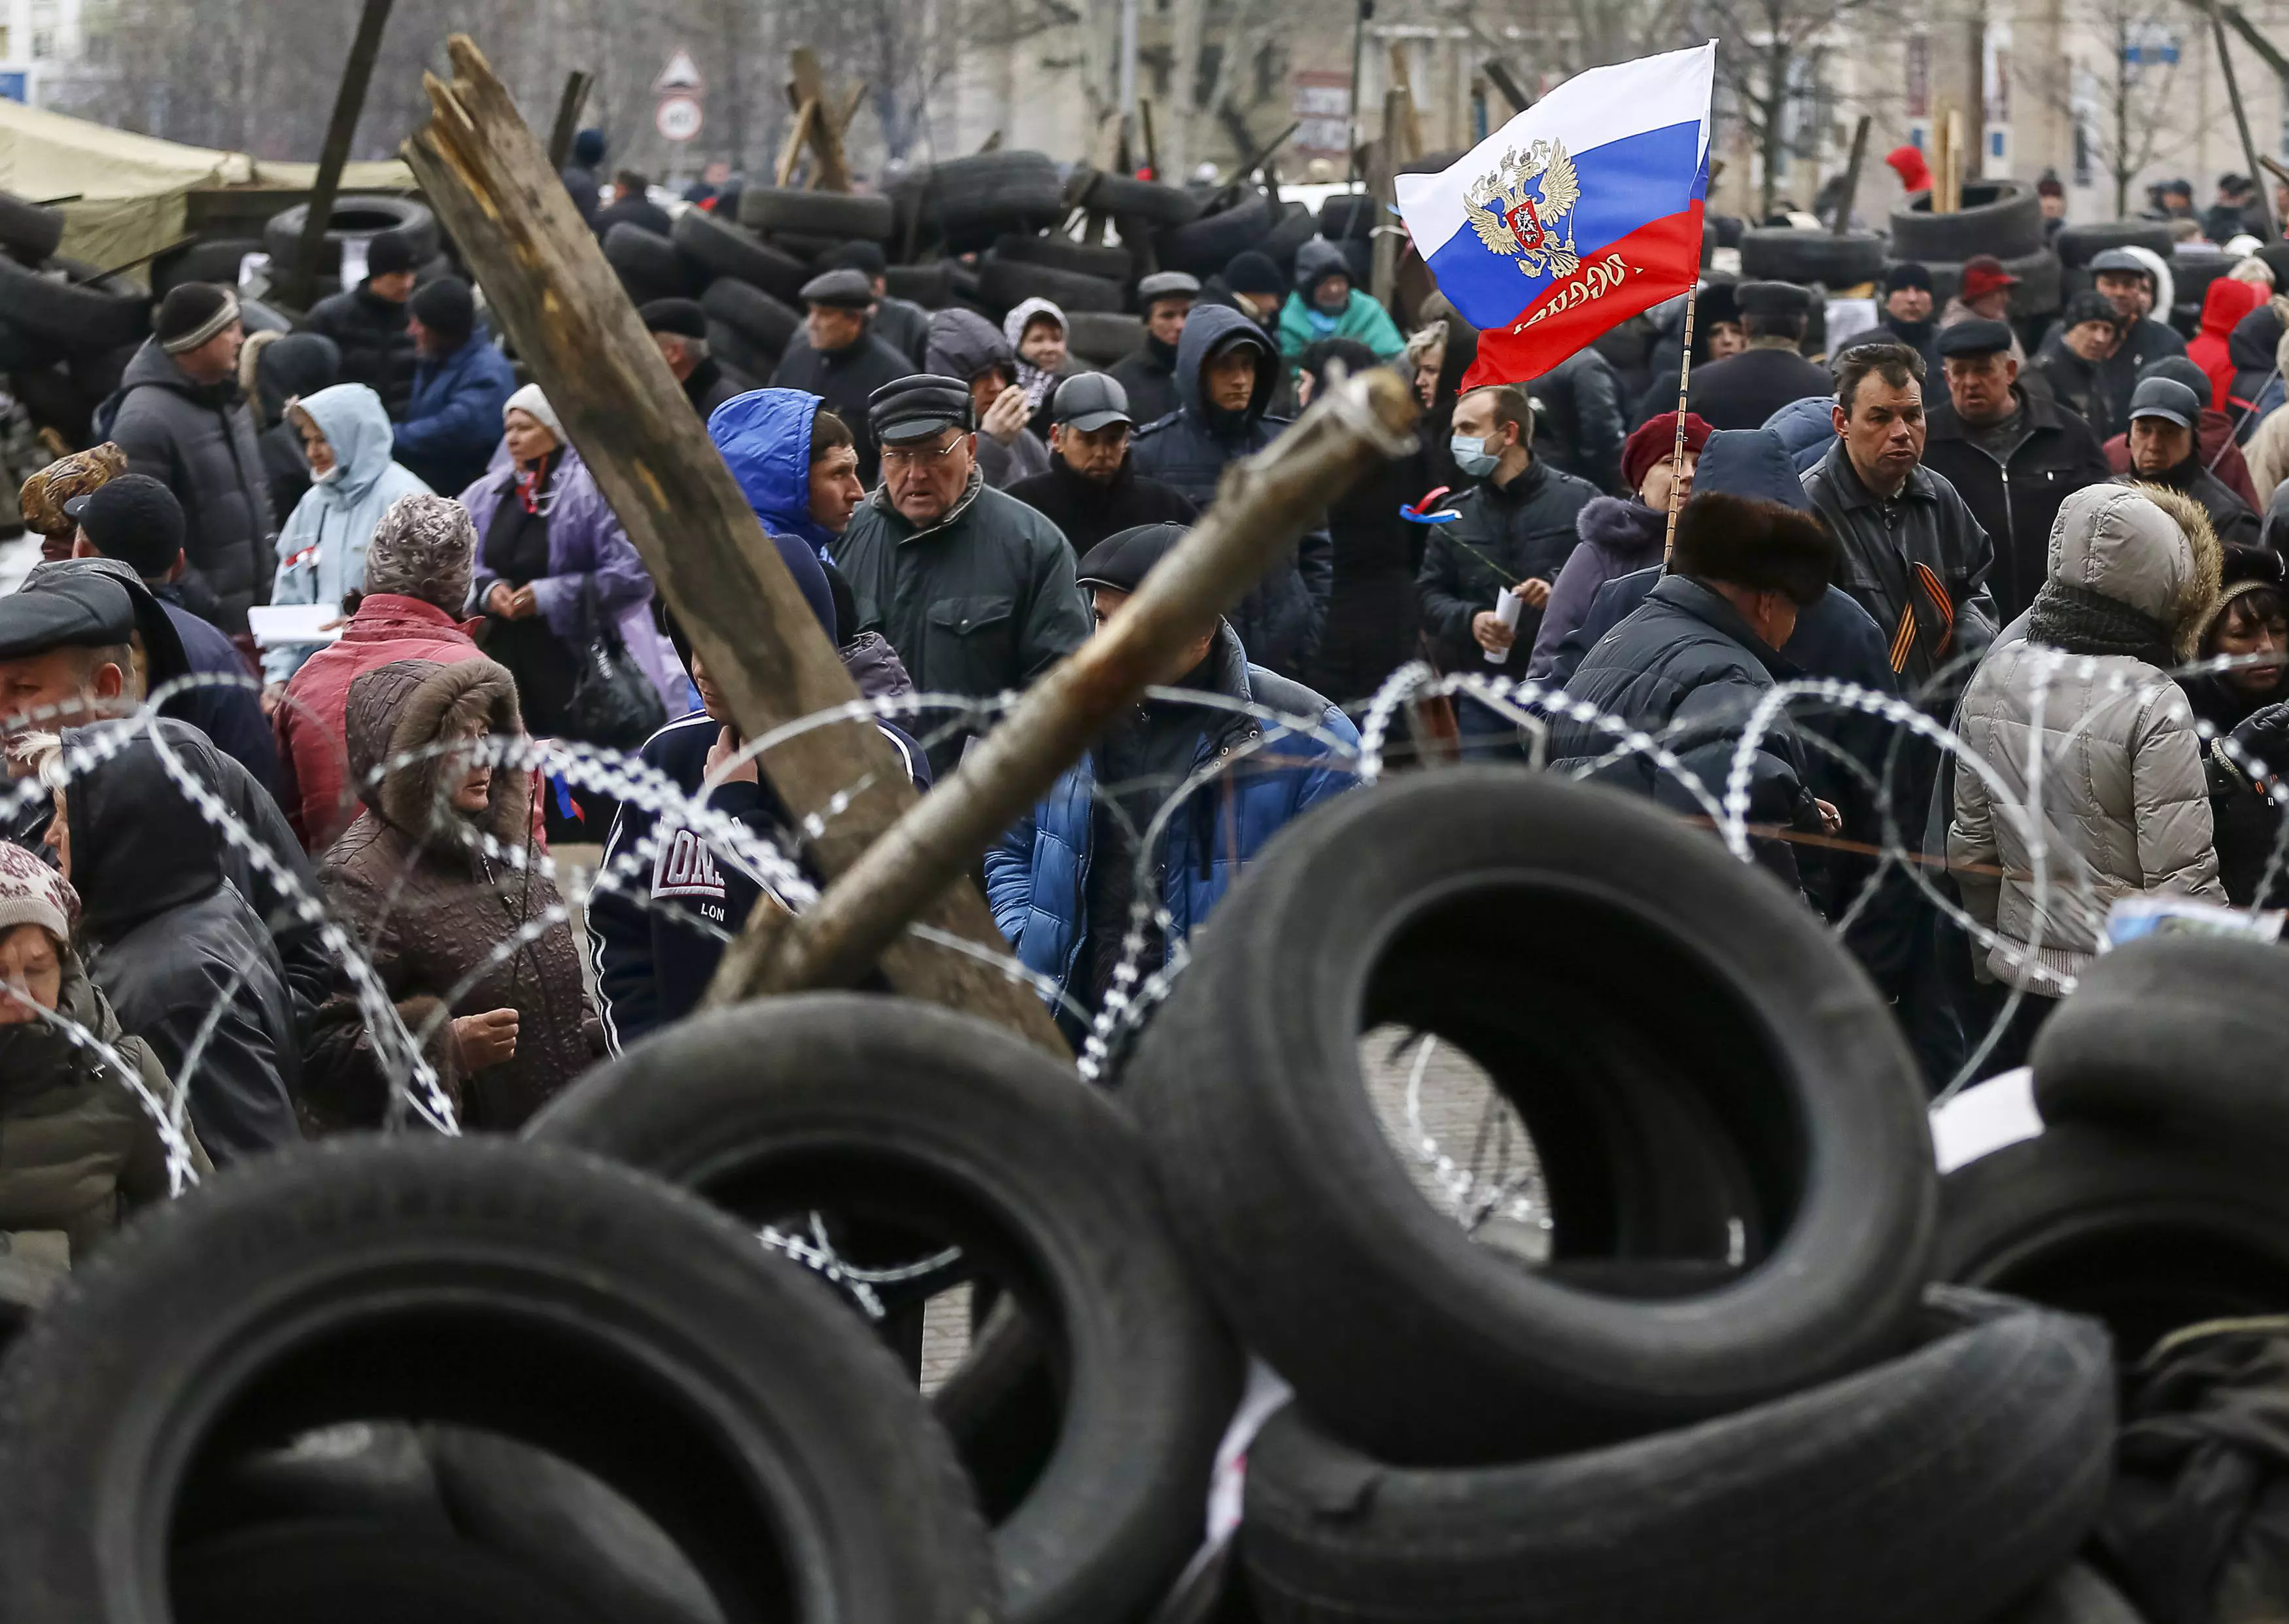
[1662,277,1700,561]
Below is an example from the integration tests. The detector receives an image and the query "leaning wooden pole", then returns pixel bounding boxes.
[402,34,1068,1056]
[284,0,394,309]
[2209,0,2278,243]
[736,366,1422,998]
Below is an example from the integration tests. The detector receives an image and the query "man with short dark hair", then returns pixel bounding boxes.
[2046,249,2190,440]
[1878,262,1940,374]
[1006,374,1197,555]
[1547,491,1840,890]
[2119,375,2263,545]
[1920,319,2112,622]
[65,474,277,789]
[304,228,421,417]
[770,268,912,487]
[594,169,673,239]
[1110,270,1199,426]
[102,283,273,633]
[393,276,516,500]
[831,375,1093,776]
[1130,303,1332,676]
[1802,341,1995,688]
[1687,279,1834,429]
[641,297,746,419]
[2207,173,2260,245]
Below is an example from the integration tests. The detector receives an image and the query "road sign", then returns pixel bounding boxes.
[656,94,704,142]
[655,50,703,94]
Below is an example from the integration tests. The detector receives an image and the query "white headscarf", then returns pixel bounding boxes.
[502,382,565,443]
[1002,297,1067,413]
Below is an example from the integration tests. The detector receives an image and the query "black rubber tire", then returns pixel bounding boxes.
[2031,937,2289,1150]
[920,152,1068,253]
[2166,248,2238,320]
[763,228,846,264]
[700,274,803,354]
[602,223,693,303]
[670,207,810,303]
[1080,170,1204,228]
[1709,213,1747,249]
[1936,1120,2289,1360]
[1317,196,1375,240]
[735,185,897,243]
[0,1138,998,1624]
[528,994,1240,1624]
[1738,228,1886,288]
[262,194,439,277]
[1065,309,1143,365]
[884,261,954,307]
[1994,1565,2148,1624]
[1240,1288,2113,1624]
[1258,209,1322,272]
[978,256,1126,315]
[1127,767,1936,1465]
[152,237,262,295]
[993,232,1135,283]
[173,1520,614,1623]
[0,256,150,353]
[179,1423,452,1543]
[1889,180,2044,262]
[2055,220,2176,268]
[0,190,65,262]
[705,319,778,382]
[1156,198,1276,277]
[1916,249,2065,320]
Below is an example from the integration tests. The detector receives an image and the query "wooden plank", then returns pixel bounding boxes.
[774,99,818,187]
[790,47,853,191]
[2209,0,2278,240]
[1831,114,1870,235]
[401,33,1069,1055]
[546,69,593,171]
[1387,43,1423,163]
[1369,92,1405,303]
[1482,58,1531,114]
[283,0,394,309]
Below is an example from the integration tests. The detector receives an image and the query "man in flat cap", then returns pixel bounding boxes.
[770,268,913,487]
[2118,375,2262,546]
[641,297,748,421]
[103,283,274,634]
[1686,280,1835,430]
[983,521,1356,1041]
[1109,270,1201,426]
[2036,248,2188,440]
[1921,318,2112,622]
[830,374,1092,777]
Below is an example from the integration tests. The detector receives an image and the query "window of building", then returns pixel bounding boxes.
[31,29,53,57]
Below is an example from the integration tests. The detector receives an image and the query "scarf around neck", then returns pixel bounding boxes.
[2027,579,2175,668]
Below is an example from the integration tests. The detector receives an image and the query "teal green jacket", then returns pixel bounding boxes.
[1277,289,1407,362]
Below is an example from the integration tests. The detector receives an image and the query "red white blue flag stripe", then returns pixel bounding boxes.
[1397,43,1715,390]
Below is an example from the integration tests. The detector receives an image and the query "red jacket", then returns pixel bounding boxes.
[2190,279,2266,411]
[274,594,489,852]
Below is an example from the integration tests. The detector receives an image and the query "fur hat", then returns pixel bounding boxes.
[18,442,127,538]
[1670,492,1838,606]
[362,493,478,614]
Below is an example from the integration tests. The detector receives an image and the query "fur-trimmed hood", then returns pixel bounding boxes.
[2046,483,2222,659]
[1575,494,1666,553]
[341,656,528,851]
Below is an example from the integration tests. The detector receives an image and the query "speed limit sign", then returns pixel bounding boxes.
[655,94,703,142]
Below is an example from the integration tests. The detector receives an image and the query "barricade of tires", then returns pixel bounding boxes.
[0,770,2167,1622]
[0,190,154,447]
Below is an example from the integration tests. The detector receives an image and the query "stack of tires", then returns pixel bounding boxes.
[1129,769,2122,1623]
[0,190,152,447]
[240,193,449,306]
[1886,180,2062,324]
[2050,222,2193,337]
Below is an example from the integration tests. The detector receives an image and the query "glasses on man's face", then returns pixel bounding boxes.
[881,435,964,470]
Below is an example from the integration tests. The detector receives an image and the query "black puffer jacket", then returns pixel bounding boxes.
[1547,572,1819,889]
[69,732,302,1162]
[1129,303,1334,679]
[1109,336,1182,427]
[1004,453,1198,557]
[1526,348,1626,493]
[100,340,275,632]
[1415,457,1598,670]
[304,283,417,418]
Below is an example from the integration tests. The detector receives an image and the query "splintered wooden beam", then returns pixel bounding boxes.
[789,48,853,192]
[401,33,1067,1055]
[743,366,1423,996]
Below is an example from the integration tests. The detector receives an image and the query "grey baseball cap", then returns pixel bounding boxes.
[1050,372,1133,432]
[2129,375,2201,431]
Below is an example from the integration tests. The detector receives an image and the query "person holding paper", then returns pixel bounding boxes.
[261,383,432,695]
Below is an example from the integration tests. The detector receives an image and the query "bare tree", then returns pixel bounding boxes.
[1695,0,1887,217]
[2021,0,2191,218]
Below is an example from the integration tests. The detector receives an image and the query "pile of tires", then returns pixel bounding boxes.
[0,190,153,447]
[1124,769,2119,1622]
[250,193,449,305]
[1886,179,2064,321]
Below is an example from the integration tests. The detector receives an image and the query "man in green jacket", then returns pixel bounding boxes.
[832,374,1094,777]
[1277,238,1407,364]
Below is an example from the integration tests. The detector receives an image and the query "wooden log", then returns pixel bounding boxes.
[1483,58,1530,115]
[283,0,394,309]
[1369,91,1406,303]
[400,33,1069,1056]
[546,69,594,171]
[774,99,819,188]
[744,366,1424,996]
[1831,114,1870,235]
[791,48,854,191]
[2209,0,2278,241]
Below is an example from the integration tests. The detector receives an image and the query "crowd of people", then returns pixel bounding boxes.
[9,152,2289,1263]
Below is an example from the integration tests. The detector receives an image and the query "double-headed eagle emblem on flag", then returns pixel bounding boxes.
[1462,139,1581,277]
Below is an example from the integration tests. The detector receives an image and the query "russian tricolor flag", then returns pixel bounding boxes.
[1398,43,1715,391]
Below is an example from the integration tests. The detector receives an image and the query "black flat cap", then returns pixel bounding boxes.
[1935,319,2015,358]
[1076,522,1188,593]
[799,268,876,309]
[1137,271,1201,304]
[638,297,708,339]
[1736,280,1814,317]
[868,374,974,444]
[0,566,141,662]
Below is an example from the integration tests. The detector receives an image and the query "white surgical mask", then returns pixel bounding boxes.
[1451,434,1501,477]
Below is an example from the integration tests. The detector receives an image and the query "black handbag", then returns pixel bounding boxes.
[563,586,666,752]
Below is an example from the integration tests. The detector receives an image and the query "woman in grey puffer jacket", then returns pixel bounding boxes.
[1950,482,2225,1063]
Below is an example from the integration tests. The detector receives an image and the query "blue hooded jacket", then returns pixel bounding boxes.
[1764,394,1840,474]
[706,387,840,634]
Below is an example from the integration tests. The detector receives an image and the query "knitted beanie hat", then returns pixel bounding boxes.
[0,840,77,948]
[363,493,478,613]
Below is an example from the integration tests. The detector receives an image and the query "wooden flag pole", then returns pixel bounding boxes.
[1662,278,1700,560]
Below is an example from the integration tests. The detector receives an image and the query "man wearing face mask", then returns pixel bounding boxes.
[1416,382,1596,751]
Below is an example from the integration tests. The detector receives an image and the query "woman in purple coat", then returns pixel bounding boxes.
[458,384,685,741]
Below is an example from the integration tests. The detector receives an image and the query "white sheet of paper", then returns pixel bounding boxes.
[247,603,345,649]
